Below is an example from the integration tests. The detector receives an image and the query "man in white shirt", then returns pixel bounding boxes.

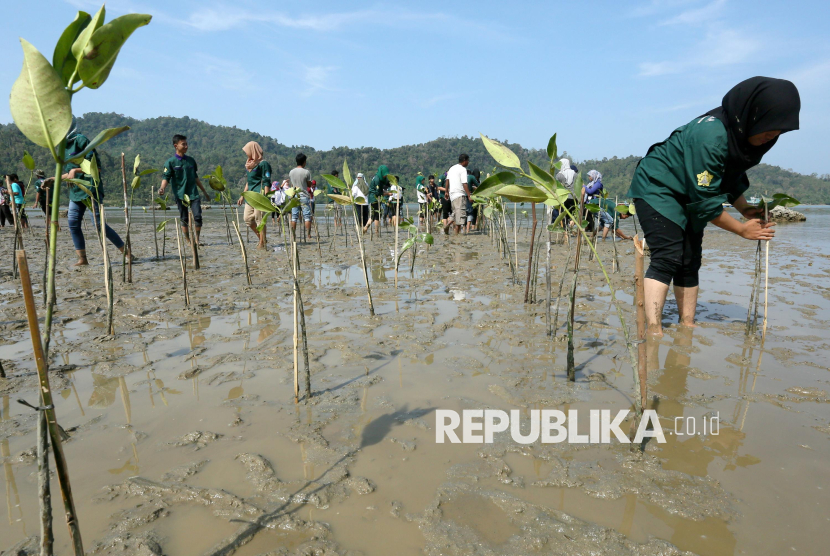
[445,153,471,235]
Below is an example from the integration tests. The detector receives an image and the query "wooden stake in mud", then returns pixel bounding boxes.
[99,205,115,335]
[292,236,300,402]
[37,406,54,556]
[524,202,538,303]
[634,235,648,411]
[120,153,132,283]
[174,218,190,305]
[188,209,200,270]
[16,250,84,556]
[151,185,159,259]
[762,204,771,340]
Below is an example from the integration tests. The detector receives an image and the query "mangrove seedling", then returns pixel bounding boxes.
[395,217,435,274]
[203,165,233,245]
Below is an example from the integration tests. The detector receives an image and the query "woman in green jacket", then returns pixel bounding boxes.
[366,165,390,234]
[627,77,800,336]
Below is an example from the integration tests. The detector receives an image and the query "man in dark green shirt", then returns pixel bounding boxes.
[159,134,209,244]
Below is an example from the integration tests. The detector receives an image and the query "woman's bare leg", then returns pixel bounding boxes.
[674,285,699,327]
[644,278,670,336]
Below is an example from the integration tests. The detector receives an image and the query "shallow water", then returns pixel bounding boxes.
[2,207,830,555]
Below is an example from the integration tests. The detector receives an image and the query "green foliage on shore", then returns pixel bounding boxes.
[2,112,829,204]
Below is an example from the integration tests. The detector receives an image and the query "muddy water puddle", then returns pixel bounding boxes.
[3,209,830,554]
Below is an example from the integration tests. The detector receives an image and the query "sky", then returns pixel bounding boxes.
[1,0,829,175]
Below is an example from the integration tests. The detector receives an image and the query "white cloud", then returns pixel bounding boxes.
[417,93,462,108]
[186,7,371,32]
[638,26,759,77]
[302,66,338,97]
[659,0,726,26]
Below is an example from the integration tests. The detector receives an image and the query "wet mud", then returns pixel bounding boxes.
[2,207,830,555]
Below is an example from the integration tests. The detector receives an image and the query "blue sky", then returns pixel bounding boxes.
[2,0,829,174]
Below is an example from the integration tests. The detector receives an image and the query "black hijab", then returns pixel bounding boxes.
[704,76,800,190]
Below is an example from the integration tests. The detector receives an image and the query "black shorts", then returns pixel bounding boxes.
[176,197,203,227]
[370,201,381,221]
[441,198,452,219]
[634,198,703,288]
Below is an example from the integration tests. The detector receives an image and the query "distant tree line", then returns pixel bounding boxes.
[2,112,828,205]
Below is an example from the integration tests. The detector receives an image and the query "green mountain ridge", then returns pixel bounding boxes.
[2,112,829,205]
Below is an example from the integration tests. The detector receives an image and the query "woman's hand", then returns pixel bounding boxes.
[237,196,244,206]
[740,219,775,241]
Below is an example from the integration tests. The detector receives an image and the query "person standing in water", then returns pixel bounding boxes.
[366,165,391,235]
[237,141,271,249]
[159,134,210,245]
[627,76,800,336]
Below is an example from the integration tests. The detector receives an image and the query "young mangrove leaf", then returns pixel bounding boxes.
[528,160,555,187]
[133,154,141,174]
[387,174,399,186]
[313,189,323,197]
[139,168,157,176]
[10,39,73,153]
[281,197,300,213]
[354,195,367,205]
[256,217,267,232]
[183,193,191,207]
[616,204,631,214]
[71,4,105,66]
[80,152,100,186]
[343,160,353,190]
[78,13,153,89]
[585,203,601,213]
[472,171,515,199]
[480,134,522,169]
[547,211,566,231]
[546,133,558,164]
[67,126,131,162]
[208,175,225,191]
[130,175,141,189]
[322,174,346,190]
[496,185,547,203]
[22,151,35,171]
[156,219,171,232]
[53,10,92,85]
[241,191,276,212]
[327,194,353,206]
[66,178,95,198]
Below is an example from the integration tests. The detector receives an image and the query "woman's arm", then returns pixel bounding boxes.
[710,210,775,240]
[732,194,764,220]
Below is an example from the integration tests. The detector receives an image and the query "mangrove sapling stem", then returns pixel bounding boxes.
[16,250,84,556]
[221,193,232,245]
[553,237,574,334]
[514,203,518,272]
[291,236,299,402]
[546,208,553,336]
[7,180,24,279]
[151,185,159,258]
[295,240,312,401]
[524,203,538,303]
[43,144,67,359]
[231,219,252,285]
[43,186,50,307]
[175,218,190,305]
[394,207,400,289]
[188,210,200,270]
[350,202,375,315]
[100,204,114,335]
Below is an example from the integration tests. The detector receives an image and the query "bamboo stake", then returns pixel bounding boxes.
[351,202,375,315]
[524,202,538,303]
[634,235,647,411]
[552,237,574,335]
[546,207,552,335]
[394,200,400,289]
[151,185,159,258]
[514,203,518,272]
[762,204,770,340]
[174,218,190,305]
[612,196,619,273]
[295,240,311,401]
[746,242,762,335]
[16,250,84,556]
[566,197,585,380]
[292,235,300,402]
[221,193,232,245]
[120,153,130,283]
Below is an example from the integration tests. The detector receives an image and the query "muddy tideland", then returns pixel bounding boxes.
[2,206,830,556]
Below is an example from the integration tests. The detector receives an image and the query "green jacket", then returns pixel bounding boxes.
[246,161,272,202]
[627,116,747,232]
[162,154,199,200]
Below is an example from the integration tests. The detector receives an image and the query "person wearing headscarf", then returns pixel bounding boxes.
[466,168,481,233]
[366,165,391,234]
[627,76,800,335]
[237,141,272,248]
[352,172,370,228]
[583,170,603,201]
[415,174,430,226]
[554,158,578,227]
[62,117,131,266]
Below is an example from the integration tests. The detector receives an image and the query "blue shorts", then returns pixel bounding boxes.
[599,210,614,229]
[291,197,312,222]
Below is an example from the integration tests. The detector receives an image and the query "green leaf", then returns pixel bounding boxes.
[480,134,521,169]
[615,204,630,215]
[419,233,434,245]
[495,185,547,203]
[67,126,131,163]
[256,217,267,232]
[131,175,140,189]
[585,203,600,213]
[313,189,323,197]
[472,171,515,199]
[528,160,555,186]
[214,192,221,203]
[208,175,225,191]
[546,133,557,162]
[387,174,399,186]
[215,165,224,183]
[543,187,570,208]
[241,191,276,212]
[80,152,100,186]
[183,193,191,207]
[484,206,494,217]
[133,154,141,175]
[548,212,566,230]
[78,13,153,89]
[9,39,73,152]
[71,4,105,68]
[322,174,346,190]
[328,194,353,206]
[139,168,157,176]
[628,202,636,215]
[399,237,416,256]
[22,151,35,171]
[155,197,168,210]
[66,178,94,198]
[281,197,300,213]
[156,219,171,232]
[343,160,352,191]
[354,195,367,205]
[53,11,92,85]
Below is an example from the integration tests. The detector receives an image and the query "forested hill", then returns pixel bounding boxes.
[2,112,829,204]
